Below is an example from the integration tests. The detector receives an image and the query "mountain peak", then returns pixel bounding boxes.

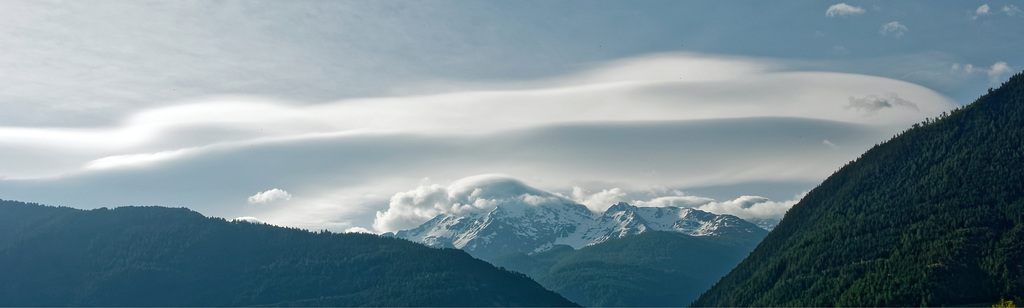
[606,201,636,212]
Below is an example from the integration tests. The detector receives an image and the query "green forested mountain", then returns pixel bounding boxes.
[0,200,577,307]
[693,72,1024,306]
[490,231,764,307]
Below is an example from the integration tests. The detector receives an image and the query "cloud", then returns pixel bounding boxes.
[951,63,976,75]
[0,54,955,181]
[373,174,572,232]
[247,188,292,204]
[572,187,629,212]
[879,21,907,38]
[0,53,958,232]
[233,216,265,224]
[974,4,991,19]
[1004,5,1022,16]
[949,61,1013,83]
[701,194,804,229]
[633,195,715,208]
[988,61,1013,83]
[634,192,804,229]
[826,3,865,17]
[344,227,375,234]
[845,93,919,113]
[823,139,838,148]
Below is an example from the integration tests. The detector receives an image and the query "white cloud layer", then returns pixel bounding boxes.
[0,54,953,180]
[826,3,865,17]
[880,21,907,38]
[247,188,292,204]
[572,186,804,226]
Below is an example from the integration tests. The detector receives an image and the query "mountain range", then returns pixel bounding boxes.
[390,178,766,260]
[389,181,768,306]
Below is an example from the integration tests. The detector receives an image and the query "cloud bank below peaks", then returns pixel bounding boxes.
[374,174,802,233]
[572,185,803,229]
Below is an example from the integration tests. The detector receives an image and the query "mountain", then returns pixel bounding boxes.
[386,177,767,307]
[0,200,577,307]
[393,197,765,259]
[490,231,763,307]
[693,72,1024,306]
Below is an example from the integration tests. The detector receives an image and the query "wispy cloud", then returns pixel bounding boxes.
[880,21,907,38]
[950,61,1014,83]
[826,3,866,17]
[1004,5,1022,16]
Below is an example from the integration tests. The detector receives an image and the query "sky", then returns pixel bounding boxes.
[0,0,1021,232]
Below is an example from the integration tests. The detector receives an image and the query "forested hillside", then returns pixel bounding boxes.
[491,231,763,307]
[693,72,1024,306]
[0,200,577,307]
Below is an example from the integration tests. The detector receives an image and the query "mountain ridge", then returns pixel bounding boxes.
[393,197,766,259]
[693,72,1024,306]
[0,199,578,307]
[491,231,763,307]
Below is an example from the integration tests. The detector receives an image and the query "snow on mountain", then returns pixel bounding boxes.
[393,198,766,259]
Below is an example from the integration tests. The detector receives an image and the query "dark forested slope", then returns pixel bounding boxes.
[0,200,577,307]
[693,72,1024,307]
[491,231,764,307]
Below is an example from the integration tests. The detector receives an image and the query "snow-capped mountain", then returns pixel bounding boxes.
[393,199,766,259]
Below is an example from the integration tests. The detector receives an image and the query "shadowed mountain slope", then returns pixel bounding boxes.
[0,200,577,307]
[693,72,1024,306]
[492,231,763,307]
